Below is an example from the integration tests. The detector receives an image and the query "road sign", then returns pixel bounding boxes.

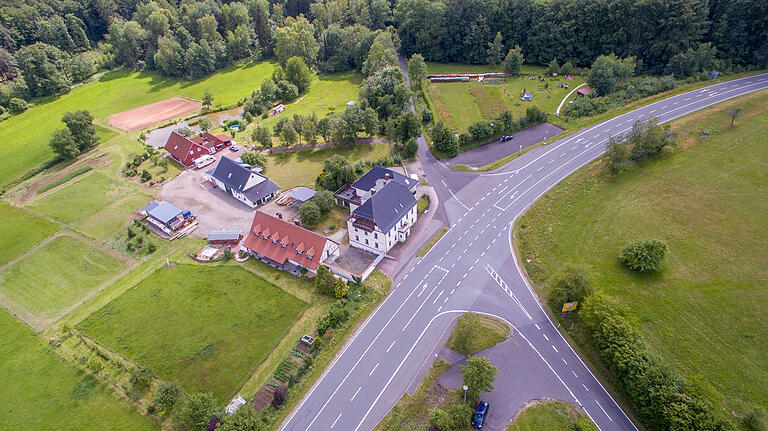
[562,301,578,312]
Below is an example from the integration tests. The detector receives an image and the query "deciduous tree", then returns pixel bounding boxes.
[461,356,497,402]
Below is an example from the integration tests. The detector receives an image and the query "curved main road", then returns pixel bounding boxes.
[281,72,768,431]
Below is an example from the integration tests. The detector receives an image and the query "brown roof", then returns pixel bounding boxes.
[242,212,336,271]
[164,131,208,166]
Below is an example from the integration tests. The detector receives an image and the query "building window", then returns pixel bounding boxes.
[374,233,378,239]
[365,239,369,245]
[355,235,359,241]
[375,243,379,248]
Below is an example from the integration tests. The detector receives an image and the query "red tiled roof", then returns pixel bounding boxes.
[243,212,336,271]
[215,133,232,143]
[164,131,208,167]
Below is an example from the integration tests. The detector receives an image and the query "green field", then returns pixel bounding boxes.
[29,170,152,239]
[266,141,391,189]
[425,63,586,132]
[0,60,277,187]
[446,313,509,355]
[518,90,768,415]
[79,264,307,400]
[507,401,596,431]
[0,234,126,326]
[0,310,156,431]
[0,202,60,266]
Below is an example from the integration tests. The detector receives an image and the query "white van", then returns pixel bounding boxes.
[194,154,216,169]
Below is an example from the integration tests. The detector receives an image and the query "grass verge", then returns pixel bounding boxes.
[446,313,510,356]
[507,400,596,431]
[516,89,768,418]
[416,226,448,257]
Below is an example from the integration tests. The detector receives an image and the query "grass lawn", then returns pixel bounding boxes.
[30,170,152,240]
[0,60,277,188]
[306,204,349,236]
[78,264,307,401]
[446,313,509,355]
[424,62,583,132]
[507,401,596,431]
[0,310,156,431]
[517,90,768,416]
[0,234,126,326]
[417,196,430,215]
[265,142,391,189]
[243,71,363,141]
[0,202,60,266]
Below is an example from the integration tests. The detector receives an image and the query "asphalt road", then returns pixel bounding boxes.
[281,71,768,431]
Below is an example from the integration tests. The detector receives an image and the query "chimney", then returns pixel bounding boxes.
[370,187,376,196]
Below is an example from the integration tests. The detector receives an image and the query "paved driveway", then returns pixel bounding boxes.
[159,148,255,237]
[448,123,563,168]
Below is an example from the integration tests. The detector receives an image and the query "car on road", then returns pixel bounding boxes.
[500,135,513,142]
[194,154,216,169]
[229,143,240,152]
[472,401,489,428]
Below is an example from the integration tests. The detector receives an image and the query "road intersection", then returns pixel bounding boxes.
[282,72,768,431]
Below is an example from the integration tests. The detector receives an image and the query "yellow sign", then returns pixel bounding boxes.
[562,301,578,312]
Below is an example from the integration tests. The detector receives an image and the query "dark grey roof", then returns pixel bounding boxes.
[352,181,417,233]
[210,156,254,192]
[352,166,416,192]
[148,201,183,224]
[243,177,280,203]
[208,230,242,241]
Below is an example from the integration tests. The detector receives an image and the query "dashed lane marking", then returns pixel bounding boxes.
[386,340,396,353]
[595,400,613,421]
[572,370,578,378]
[552,345,559,353]
[562,358,568,365]
[369,363,379,376]
[542,334,549,341]
[583,384,590,392]
[332,413,342,428]
[350,387,361,401]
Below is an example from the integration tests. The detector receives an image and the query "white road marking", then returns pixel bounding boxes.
[468,265,474,271]
[562,357,568,365]
[483,264,532,319]
[572,370,578,378]
[369,363,379,376]
[595,400,613,421]
[350,386,362,401]
[403,284,438,330]
[542,334,549,341]
[433,290,444,304]
[441,178,470,210]
[552,345,559,353]
[332,413,342,428]
[534,324,540,330]
[386,340,396,353]
[583,383,590,392]
[450,288,455,294]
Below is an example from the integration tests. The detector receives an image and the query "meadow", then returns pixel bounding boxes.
[79,264,307,401]
[517,90,768,416]
[266,141,391,189]
[506,401,595,431]
[0,234,126,326]
[30,170,152,240]
[0,310,156,431]
[424,62,585,132]
[0,60,277,187]
[0,202,60,266]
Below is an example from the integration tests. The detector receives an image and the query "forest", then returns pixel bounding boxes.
[0,0,766,117]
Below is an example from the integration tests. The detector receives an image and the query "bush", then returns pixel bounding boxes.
[7,97,28,114]
[316,300,350,335]
[180,393,219,431]
[403,138,418,159]
[130,365,155,391]
[744,410,767,431]
[140,169,152,182]
[547,265,592,314]
[272,386,287,409]
[619,240,668,272]
[452,312,480,355]
[314,266,335,296]
[299,201,321,226]
[152,380,182,413]
[313,190,334,213]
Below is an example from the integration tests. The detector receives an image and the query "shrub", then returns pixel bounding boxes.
[403,138,418,159]
[152,380,182,413]
[140,169,152,182]
[7,97,28,114]
[299,201,321,226]
[130,365,155,391]
[180,393,219,431]
[619,240,668,272]
[314,266,335,296]
[222,248,233,260]
[744,410,767,431]
[547,265,592,314]
[313,190,334,214]
[272,386,287,409]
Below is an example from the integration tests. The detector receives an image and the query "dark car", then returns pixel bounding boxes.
[472,401,489,428]
[500,135,513,142]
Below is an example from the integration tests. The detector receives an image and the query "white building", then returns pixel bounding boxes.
[344,167,418,255]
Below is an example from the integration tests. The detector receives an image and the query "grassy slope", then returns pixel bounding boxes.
[0,310,156,431]
[0,202,60,266]
[78,264,307,401]
[507,401,594,431]
[266,141,391,189]
[0,60,277,187]
[446,314,509,355]
[29,170,152,240]
[0,235,126,321]
[517,90,768,414]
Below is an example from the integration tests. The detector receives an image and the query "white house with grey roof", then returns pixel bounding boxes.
[206,156,280,208]
[346,167,418,255]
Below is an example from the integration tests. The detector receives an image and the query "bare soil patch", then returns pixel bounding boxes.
[109,97,201,131]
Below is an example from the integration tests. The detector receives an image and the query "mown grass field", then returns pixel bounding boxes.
[79,264,307,401]
[507,401,595,431]
[266,141,391,189]
[0,234,126,324]
[30,170,152,240]
[0,202,60,266]
[517,90,768,416]
[0,310,156,431]
[0,60,277,187]
[425,62,585,132]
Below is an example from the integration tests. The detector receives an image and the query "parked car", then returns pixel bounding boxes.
[472,401,489,428]
[194,154,216,169]
[500,135,513,142]
[229,144,240,152]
